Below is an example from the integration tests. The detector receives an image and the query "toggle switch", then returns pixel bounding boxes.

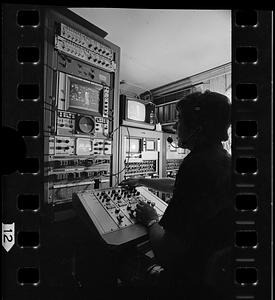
[88,72,95,79]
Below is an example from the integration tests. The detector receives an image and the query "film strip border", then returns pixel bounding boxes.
[1,6,273,299]
[232,10,272,300]
[2,5,45,298]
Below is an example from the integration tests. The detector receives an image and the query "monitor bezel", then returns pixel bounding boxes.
[65,74,103,116]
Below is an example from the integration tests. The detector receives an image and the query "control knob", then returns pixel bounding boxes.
[117,212,124,222]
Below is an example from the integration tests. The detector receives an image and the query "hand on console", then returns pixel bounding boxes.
[136,201,159,227]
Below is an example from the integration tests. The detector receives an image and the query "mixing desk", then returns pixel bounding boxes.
[72,186,168,246]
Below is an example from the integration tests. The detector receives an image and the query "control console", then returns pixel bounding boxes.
[72,186,168,246]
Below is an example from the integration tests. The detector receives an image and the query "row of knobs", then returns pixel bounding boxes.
[62,27,112,58]
[116,200,156,223]
[61,41,111,69]
[97,189,155,223]
[103,189,137,223]
[99,190,140,198]
[88,44,111,57]
[115,204,136,222]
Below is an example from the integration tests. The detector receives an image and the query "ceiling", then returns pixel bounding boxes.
[69,8,231,95]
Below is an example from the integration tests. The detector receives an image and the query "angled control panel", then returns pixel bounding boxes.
[72,186,168,246]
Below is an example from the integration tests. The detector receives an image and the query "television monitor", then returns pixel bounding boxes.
[66,75,102,114]
[120,95,155,130]
[127,100,146,122]
[125,138,141,153]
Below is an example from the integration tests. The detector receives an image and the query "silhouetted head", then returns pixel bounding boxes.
[174,90,231,149]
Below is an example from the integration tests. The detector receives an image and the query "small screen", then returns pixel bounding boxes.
[68,77,102,113]
[76,138,92,155]
[126,138,140,153]
[127,100,146,122]
[146,140,155,151]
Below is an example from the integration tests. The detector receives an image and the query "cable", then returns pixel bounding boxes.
[170,142,179,149]
[43,105,58,114]
[43,63,57,72]
[108,125,120,138]
[154,111,159,124]
[113,127,131,186]
[111,126,131,186]
[101,126,131,185]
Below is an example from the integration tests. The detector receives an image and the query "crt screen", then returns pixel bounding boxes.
[68,77,101,113]
[146,140,155,150]
[126,138,140,153]
[76,138,92,155]
[127,100,146,122]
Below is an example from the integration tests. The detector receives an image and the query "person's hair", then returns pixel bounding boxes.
[176,90,231,142]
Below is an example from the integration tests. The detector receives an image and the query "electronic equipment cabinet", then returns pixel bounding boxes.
[42,8,121,221]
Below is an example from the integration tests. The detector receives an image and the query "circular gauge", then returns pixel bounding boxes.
[77,116,95,134]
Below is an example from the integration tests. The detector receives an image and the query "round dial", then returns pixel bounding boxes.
[77,116,95,134]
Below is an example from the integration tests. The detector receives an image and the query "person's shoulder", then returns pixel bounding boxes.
[176,154,206,181]
[178,145,231,174]
[183,150,207,168]
[203,146,231,164]
[177,153,199,174]
[214,148,231,168]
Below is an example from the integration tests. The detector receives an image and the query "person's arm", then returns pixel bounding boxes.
[135,201,187,270]
[120,177,175,193]
[140,178,175,193]
[147,223,187,270]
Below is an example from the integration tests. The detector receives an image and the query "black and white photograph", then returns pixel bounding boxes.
[1,6,272,300]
